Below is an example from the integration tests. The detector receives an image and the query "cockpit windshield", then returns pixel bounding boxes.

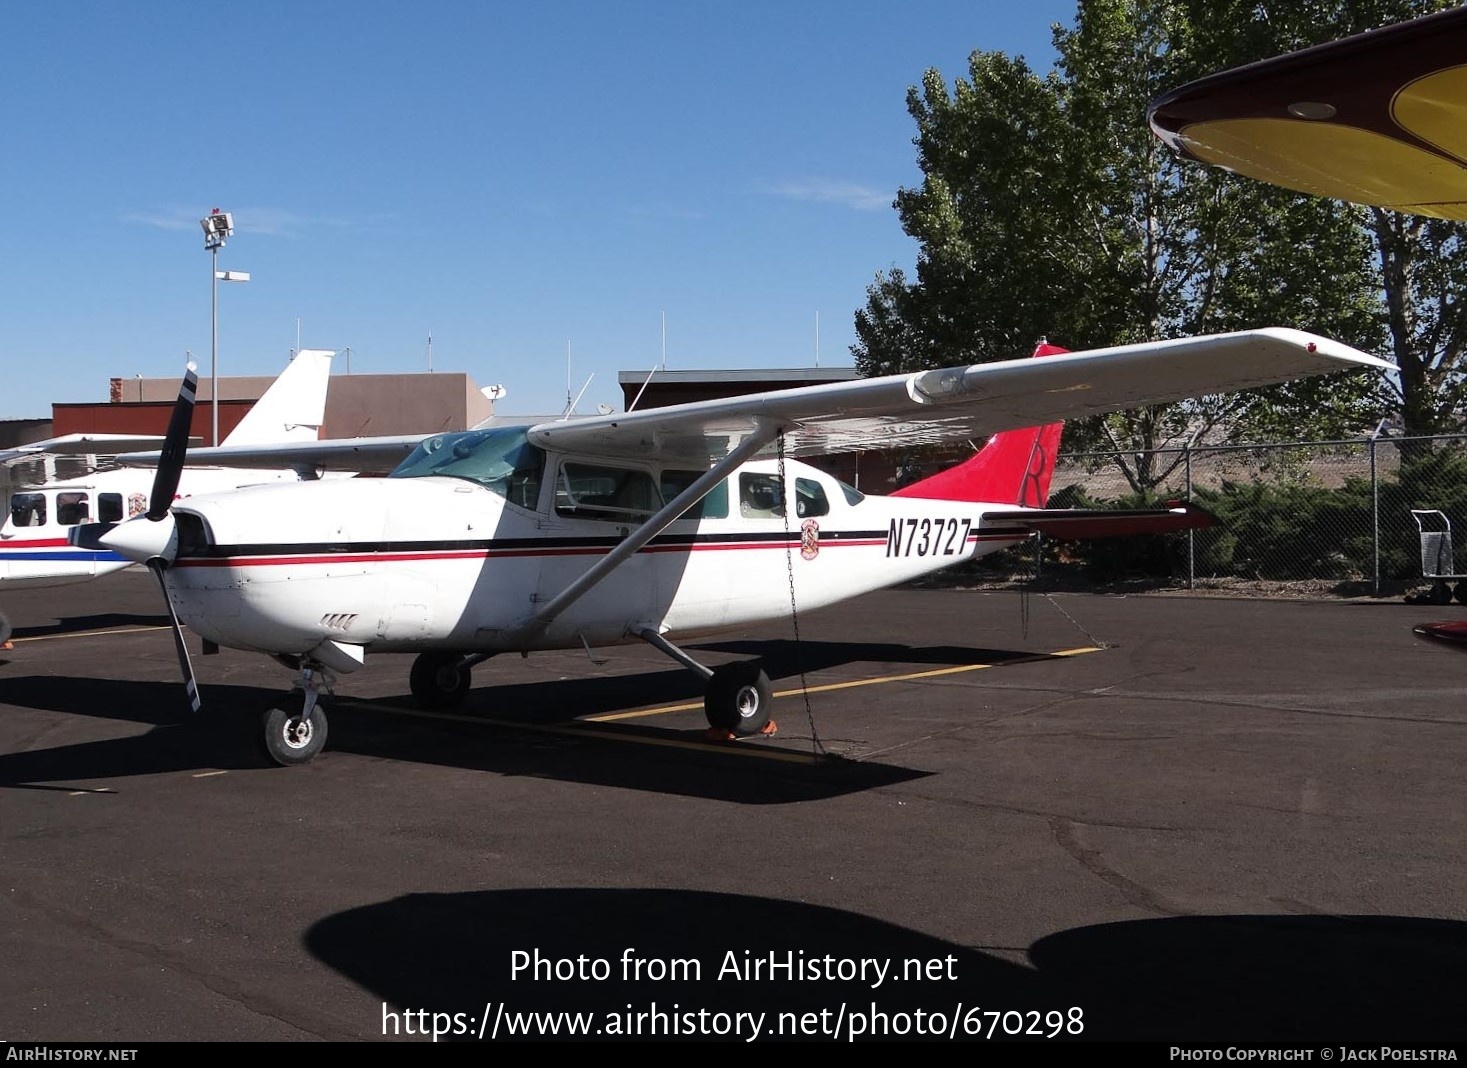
[388,427,545,509]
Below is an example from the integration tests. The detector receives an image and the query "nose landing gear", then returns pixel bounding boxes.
[261,662,333,766]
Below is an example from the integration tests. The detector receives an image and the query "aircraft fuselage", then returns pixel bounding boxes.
[165,456,1029,666]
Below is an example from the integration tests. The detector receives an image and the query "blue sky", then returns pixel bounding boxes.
[1,1,1076,420]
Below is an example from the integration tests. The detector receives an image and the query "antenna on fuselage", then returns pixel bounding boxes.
[628,366,657,412]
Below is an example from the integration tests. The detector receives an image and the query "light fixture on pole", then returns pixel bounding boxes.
[200,209,249,445]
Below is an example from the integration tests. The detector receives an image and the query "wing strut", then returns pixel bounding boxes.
[511,421,781,641]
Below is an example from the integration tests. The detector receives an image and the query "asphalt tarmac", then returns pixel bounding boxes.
[2,571,1465,1045]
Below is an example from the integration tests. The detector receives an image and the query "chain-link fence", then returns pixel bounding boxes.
[1036,434,1467,595]
[11,435,1467,598]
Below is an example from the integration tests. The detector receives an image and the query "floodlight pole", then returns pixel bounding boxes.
[200,208,238,446]
[210,241,220,445]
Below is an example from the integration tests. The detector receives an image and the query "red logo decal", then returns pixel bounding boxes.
[800,518,820,560]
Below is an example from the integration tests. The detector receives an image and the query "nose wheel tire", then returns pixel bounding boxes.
[409,652,472,709]
[704,662,773,736]
[262,704,329,766]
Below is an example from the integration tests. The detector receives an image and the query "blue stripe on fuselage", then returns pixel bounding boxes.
[0,550,127,562]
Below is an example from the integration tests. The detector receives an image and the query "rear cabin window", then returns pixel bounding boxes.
[56,492,89,525]
[556,462,661,524]
[99,493,124,523]
[10,493,46,528]
[738,473,785,519]
[660,470,729,520]
[794,478,830,518]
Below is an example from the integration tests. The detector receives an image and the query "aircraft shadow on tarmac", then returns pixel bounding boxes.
[7,612,170,640]
[364,638,1047,729]
[692,639,1047,677]
[0,673,928,802]
[305,888,1467,1042]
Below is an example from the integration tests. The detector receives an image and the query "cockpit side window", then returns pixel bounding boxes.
[9,493,46,528]
[389,427,545,509]
[557,462,661,524]
[660,470,729,520]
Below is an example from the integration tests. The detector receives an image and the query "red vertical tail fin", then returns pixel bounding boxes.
[891,341,1068,506]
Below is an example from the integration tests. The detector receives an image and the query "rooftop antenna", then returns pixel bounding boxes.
[563,372,594,419]
[815,310,820,367]
[565,340,572,412]
[427,330,433,372]
[661,310,667,370]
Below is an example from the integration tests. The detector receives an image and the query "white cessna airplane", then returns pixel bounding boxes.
[79,329,1388,766]
[0,349,334,646]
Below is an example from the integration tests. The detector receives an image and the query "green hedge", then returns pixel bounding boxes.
[962,445,1467,583]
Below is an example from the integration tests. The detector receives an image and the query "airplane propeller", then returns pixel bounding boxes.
[74,362,203,713]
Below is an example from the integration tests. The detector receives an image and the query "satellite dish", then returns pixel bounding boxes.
[481,384,508,401]
[596,403,614,415]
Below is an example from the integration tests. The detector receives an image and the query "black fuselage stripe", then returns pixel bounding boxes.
[185,529,897,559]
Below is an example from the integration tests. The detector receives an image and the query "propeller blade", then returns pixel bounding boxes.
[68,521,118,552]
[150,561,201,713]
[148,362,199,521]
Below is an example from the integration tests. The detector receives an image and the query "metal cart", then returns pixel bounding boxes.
[1411,509,1467,604]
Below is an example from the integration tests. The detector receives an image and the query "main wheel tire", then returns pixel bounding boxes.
[262,703,329,767]
[409,652,471,709]
[704,662,773,736]
[1429,581,1455,605]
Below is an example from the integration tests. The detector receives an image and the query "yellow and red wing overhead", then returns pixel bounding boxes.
[1148,5,1467,219]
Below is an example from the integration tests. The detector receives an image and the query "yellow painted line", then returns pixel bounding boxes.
[588,646,1105,723]
[12,625,168,644]
[192,770,228,778]
[335,700,826,765]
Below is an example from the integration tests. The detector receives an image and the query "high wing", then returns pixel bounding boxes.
[111,328,1385,476]
[527,328,1389,465]
[1147,6,1467,220]
[1,433,203,467]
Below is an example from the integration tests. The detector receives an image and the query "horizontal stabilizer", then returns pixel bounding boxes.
[981,502,1217,539]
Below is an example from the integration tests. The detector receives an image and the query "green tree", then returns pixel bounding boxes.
[1180,0,1467,439]
[855,0,1388,492]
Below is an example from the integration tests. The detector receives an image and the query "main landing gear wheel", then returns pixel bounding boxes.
[704,662,773,736]
[262,703,329,767]
[410,651,472,709]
